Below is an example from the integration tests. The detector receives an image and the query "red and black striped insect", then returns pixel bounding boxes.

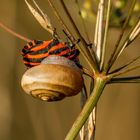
[21,38,80,68]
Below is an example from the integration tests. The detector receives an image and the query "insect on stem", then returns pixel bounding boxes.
[0,21,31,42]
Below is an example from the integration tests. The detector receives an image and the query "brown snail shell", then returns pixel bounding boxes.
[21,55,84,101]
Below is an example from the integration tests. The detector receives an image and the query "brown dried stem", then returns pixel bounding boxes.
[0,21,31,42]
[60,0,99,73]
[105,0,137,72]
[110,76,140,83]
[110,65,140,77]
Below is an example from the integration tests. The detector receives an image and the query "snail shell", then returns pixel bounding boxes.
[21,55,84,101]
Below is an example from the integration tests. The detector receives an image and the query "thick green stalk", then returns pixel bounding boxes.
[65,76,107,140]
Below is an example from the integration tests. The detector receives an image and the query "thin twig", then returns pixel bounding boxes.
[0,21,31,42]
[81,84,88,108]
[94,4,99,49]
[47,0,75,42]
[79,125,85,140]
[115,18,140,56]
[110,65,140,77]
[110,76,140,83]
[94,2,100,49]
[60,0,99,73]
[76,0,98,69]
[48,0,98,73]
[80,68,93,140]
[82,67,95,79]
[96,0,105,62]
[60,0,89,47]
[90,1,105,139]
[110,55,140,74]
[92,5,101,126]
[89,1,105,139]
[75,0,90,43]
[80,84,88,140]
[107,18,140,72]
[105,0,137,72]
[100,0,111,70]
[87,113,95,140]
[88,78,96,140]
[127,19,140,44]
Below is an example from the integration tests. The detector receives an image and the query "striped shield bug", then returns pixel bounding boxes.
[21,38,81,68]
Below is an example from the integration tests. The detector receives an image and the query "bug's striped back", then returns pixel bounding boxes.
[22,39,80,68]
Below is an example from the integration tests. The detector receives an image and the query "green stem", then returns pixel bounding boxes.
[65,76,107,140]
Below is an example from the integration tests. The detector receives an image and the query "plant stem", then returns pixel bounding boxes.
[109,55,140,74]
[111,18,140,61]
[75,0,90,43]
[0,21,31,42]
[100,0,111,70]
[65,76,107,140]
[110,65,140,77]
[96,0,105,61]
[110,76,140,83]
[60,0,99,72]
[48,0,98,73]
[47,0,75,42]
[105,0,137,72]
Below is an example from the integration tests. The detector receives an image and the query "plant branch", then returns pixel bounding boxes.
[80,84,88,140]
[75,0,98,69]
[47,0,98,73]
[105,0,136,72]
[75,0,90,43]
[82,67,95,79]
[65,76,107,140]
[110,65,140,77]
[60,0,99,73]
[0,21,31,42]
[88,1,105,139]
[60,0,89,47]
[47,0,90,62]
[47,0,75,42]
[94,3,99,49]
[91,3,102,138]
[110,55,140,74]
[96,0,105,62]
[113,18,140,58]
[100,0,111,70]
[110,76,140,83]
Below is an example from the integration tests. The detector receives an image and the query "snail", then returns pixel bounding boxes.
[21,39,84,101]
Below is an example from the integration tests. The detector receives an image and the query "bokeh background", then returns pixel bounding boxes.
[0,0,140,140]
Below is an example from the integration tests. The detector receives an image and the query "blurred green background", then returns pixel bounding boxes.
[0,0,140,140]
